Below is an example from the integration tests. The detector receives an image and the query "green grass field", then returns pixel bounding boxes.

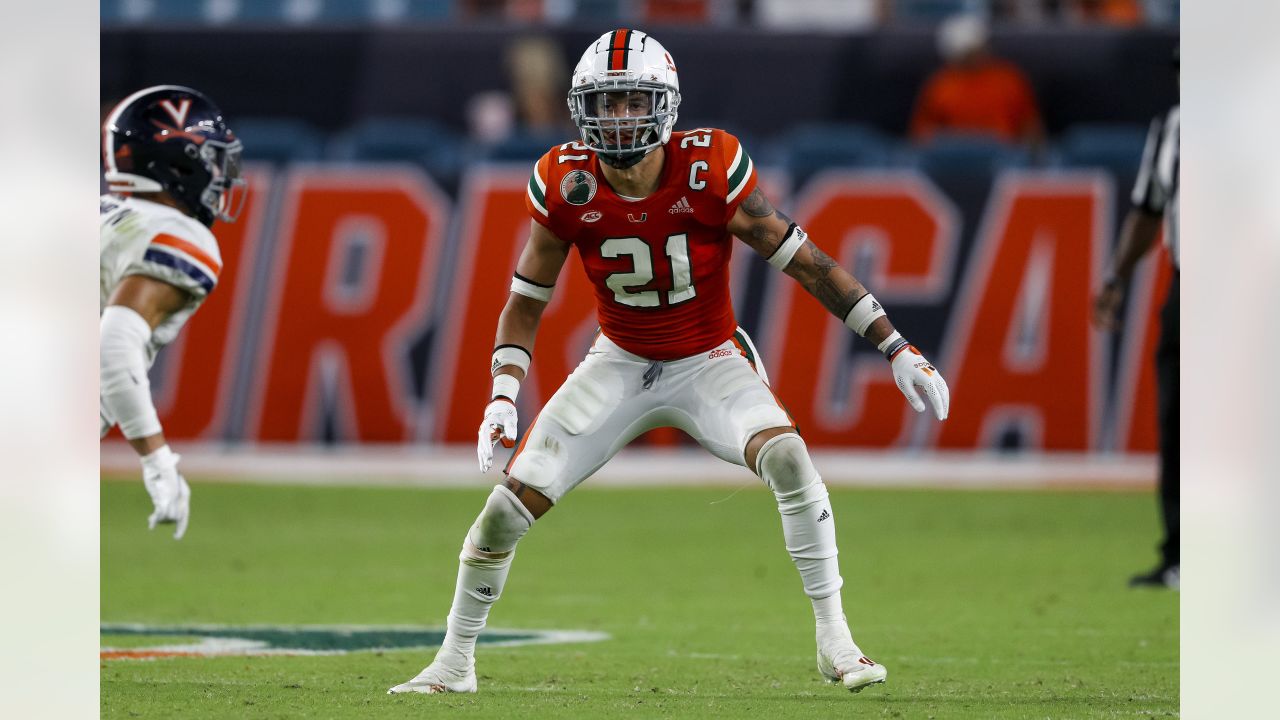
[102,478,1178,719]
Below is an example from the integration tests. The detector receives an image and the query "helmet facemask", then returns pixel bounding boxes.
[569,80,679,169]
[198,138,247,224]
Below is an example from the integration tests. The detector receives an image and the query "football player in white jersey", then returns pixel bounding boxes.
[100,85,245,539]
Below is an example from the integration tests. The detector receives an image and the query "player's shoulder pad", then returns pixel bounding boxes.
[527,141,597,222]
[675,128,755,206]
[712,130,755,205]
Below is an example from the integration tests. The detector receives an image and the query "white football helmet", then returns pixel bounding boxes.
[567,29,681,168]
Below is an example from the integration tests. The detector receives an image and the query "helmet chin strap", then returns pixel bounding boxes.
[595,124,659,169]
[597,148,650,169]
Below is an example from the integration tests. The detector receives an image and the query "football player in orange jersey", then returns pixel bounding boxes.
[391,29,949,696]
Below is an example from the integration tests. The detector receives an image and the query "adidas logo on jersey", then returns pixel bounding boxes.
[669,196,694,214]
[475,585,493,597]
[817,509,831,522]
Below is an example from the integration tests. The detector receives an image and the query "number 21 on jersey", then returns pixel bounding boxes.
[601,234,696,308]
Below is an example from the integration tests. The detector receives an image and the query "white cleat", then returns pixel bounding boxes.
[387,658,477,695]
[816,623,888,693]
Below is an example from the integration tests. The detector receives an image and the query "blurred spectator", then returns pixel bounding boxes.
[1063,0,1143,25]
[989,0,1053,24]
[505,35,573,135]
[467,91,517,143]
[909,14,1044,151]
[459,0,543,20]
[755,0,885,30]
[644,0,710,23]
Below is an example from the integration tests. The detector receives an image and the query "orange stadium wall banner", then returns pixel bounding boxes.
[142,162,1171,454]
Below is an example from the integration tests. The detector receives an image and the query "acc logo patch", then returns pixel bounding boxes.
[100,623,608,660]
[580,210,603,223]
[561,170,597,206]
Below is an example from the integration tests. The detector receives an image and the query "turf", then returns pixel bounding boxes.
[102,478,1178,718]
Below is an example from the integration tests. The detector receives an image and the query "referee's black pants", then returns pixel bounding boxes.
[1155,270,1179,568]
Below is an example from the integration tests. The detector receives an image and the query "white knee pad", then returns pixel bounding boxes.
[465,484,534,557]
[756,433,821,499]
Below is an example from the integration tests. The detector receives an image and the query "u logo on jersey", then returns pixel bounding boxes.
[561,170,597,206]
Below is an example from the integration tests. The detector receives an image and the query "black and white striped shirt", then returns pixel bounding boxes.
[1131,105,1180,268]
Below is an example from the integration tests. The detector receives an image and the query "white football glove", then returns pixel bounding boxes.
[140,447,191,540]
[477,398,518,473]
[890,345,950,420]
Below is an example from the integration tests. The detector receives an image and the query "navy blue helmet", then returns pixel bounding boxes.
[103,85,245,227]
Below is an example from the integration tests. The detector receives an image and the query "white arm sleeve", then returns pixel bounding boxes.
[100,305,162,440]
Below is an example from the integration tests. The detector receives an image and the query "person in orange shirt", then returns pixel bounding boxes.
[909,14,1045,151]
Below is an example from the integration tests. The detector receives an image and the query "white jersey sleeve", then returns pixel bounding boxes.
[100,195,224,359]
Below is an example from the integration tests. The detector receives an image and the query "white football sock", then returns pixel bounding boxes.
[438,486,533,661]
[812,592,846,626]
[755,434,843,599]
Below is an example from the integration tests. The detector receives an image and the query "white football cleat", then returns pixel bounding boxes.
[387,656,477,695]
[816,623,888,693]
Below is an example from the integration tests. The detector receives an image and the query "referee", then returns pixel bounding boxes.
[1093,87,1180,590]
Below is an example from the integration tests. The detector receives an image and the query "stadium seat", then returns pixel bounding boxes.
[383,0,455,22]
[115,0,205,23]
[1054,123,1149,186]
[904,133,1030,202]
[475,130,568,164]
[237,1,292,24]
[231,118,325,165]
[328,117,465,186]
[892,0,975,22]
[781,123,894,186]
[909,133,1030,174]
[573,0,624,21]
[311,0,368,23]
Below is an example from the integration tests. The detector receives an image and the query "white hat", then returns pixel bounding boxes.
[938,14,989,61]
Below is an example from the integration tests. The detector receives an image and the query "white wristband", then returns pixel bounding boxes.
[843,293,887,337]
[876,330,903,354]
[877,330,910,360]
[491,345,532,376]
[492,373,521,401]
[140,444,178,473]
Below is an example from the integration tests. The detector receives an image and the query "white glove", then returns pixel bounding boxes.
[890,345,950,420]
[477,398,518,473]
[140,446,191,540]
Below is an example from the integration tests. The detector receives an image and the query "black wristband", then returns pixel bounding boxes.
[882,337,910,361]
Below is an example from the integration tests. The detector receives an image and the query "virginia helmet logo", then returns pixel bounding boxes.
[158,98,191,128]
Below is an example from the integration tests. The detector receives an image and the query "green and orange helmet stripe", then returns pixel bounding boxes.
[607,28,632,71]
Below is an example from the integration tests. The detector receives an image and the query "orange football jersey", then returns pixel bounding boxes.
[525,128,758,360]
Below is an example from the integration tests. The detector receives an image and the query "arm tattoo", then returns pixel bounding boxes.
[739,187,774,217]
[788,240,865,318]
[737,190,794,256]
